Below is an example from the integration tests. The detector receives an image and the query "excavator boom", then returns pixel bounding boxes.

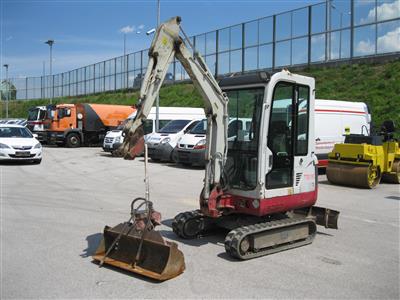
[118,16,229,201]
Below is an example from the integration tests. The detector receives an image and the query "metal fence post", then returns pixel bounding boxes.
[272,15,276,70]
[114,58,117,92]
[215,30,219,77]
[241,23,245,73]
[350,0,354,59]
[126,54,129,90]
[325,0,329,62]
[52,74,55,101]
[103,62,106,92]
[308,5,312,66]
[374,0,378,55]
[84,67,87,95]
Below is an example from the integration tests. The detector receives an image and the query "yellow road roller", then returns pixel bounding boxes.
[327,121,400,188]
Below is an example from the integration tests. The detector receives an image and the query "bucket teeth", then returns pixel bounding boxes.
[93,223,185,281]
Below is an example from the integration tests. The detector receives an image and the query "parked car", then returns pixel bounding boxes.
[175,118,252,166]
[0,118,27,126]
[103,107,204,154]
[0,124,42,164]
[146,119,202,161]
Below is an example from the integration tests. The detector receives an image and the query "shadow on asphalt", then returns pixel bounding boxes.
[316,231,334,237]
[81,232,103,258]
[318,180,331,185]
[160,218,227,248]
[91,259,162,284]
[0,160,40,166]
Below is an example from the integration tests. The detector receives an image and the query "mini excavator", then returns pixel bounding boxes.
[93,17,339,281]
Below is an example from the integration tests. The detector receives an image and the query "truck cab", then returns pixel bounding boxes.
[46,103,135,147]
[26,106,48,142]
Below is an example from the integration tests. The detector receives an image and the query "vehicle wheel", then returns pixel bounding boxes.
[382,160,400,184]
[66,133,81,148]
[366,165,381,188]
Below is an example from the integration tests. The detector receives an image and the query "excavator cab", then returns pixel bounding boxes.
[219,72,318,202]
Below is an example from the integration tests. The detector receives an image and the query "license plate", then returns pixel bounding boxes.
[15,151,30,157]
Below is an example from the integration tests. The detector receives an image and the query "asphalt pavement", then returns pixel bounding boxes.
[1,147,399,299]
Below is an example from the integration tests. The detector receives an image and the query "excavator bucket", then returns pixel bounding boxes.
[93,222,185,281]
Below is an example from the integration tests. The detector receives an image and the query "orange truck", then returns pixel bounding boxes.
[45,103,135,147]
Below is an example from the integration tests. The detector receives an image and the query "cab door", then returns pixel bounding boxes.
[266,82,295,189]
[265,82,312,192]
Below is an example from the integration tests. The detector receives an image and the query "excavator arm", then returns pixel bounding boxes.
[118,17,229,205]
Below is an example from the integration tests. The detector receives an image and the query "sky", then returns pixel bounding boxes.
[0,0,322,78]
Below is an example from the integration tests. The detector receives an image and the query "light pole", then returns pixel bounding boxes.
[331,3,350,60]
[45,39,54,104]
[123,33,127,57]
[3,64,9,118]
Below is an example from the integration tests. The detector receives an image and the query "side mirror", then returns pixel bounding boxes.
[33,133,38,138]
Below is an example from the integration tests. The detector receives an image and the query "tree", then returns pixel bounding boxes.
[0,80,17,101]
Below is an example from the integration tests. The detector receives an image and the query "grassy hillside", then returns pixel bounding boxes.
[1,60,399,133]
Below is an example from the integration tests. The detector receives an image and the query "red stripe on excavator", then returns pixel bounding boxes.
[315,109,366,114]
[225,190,317,217]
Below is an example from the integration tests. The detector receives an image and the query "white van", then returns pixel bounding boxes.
[314,99,371,167]
[174,99,370,167]
[103,107,204,154]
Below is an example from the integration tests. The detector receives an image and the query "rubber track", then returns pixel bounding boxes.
[172,210,204,239]
[224,217,316,260]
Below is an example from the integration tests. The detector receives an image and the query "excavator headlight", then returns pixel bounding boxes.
[252,199,260,209]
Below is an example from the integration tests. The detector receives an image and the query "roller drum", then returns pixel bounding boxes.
[326,162,381,189]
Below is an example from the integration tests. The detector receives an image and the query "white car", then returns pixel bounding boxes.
[0,124,42,164]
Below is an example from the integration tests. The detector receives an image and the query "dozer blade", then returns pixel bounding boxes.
[326,161,381,189]
[93,223,185,281]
